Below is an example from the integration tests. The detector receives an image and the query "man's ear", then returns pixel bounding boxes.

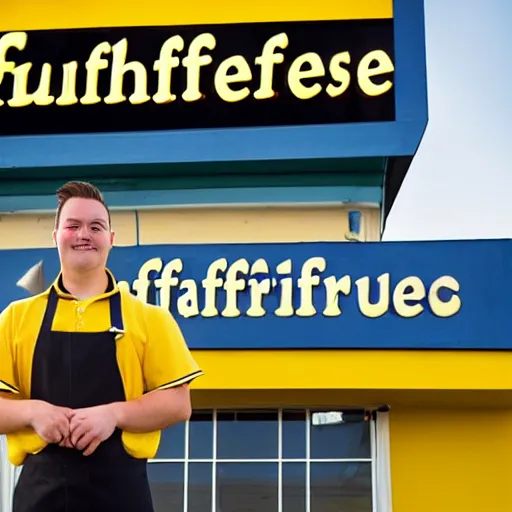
[52,230,57,246]
[110,230,116,247]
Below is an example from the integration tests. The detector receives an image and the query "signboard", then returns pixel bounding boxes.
[0,239,510,351]
[0,0,426,169]
[0,19,395,136]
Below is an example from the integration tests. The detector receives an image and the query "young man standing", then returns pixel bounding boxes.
[0,181,203,512]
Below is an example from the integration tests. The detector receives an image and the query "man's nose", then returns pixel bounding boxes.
[77,227,92,239]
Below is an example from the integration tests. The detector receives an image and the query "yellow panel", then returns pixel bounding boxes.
[390,409,512,512]
[138,206,380,244]
[0,214,54,249]
[110,212,137,247]
[190,350,512,391]
[0,212,137,249]
[1,1,393,31]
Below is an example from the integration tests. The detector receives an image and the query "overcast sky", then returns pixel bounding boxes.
[383,0,512,241]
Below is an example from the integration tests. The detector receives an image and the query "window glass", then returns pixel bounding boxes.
[311,462,372,512]
[155,421,185,459]
[188,462,212,512]
[189,411,213,459]
[283,462,306,512]
[217,462,278,512]
[148,462,184,511]
[282,410,306,459]
[310,418,371,459]
[217,410,278,459]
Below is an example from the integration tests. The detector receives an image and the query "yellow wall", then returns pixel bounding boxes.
[390,408,512,512]
[0,211,138,248]
[0,205,380,248]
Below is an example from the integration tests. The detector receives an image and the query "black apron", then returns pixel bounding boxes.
[13,288,155,512]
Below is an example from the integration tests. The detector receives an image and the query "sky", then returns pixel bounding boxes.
[383,0,512,241]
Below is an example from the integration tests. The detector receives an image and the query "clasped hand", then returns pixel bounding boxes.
[30,401,118,456]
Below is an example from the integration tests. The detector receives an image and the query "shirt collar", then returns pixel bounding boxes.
[49,268,119,301]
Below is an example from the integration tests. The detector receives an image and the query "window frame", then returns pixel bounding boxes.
[149,407,378,512]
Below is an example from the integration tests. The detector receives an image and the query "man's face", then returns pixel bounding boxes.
[53,197,114,272]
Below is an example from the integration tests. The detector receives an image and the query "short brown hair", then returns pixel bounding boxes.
[55,181,111,228]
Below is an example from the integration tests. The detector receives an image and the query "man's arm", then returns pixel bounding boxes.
[68,385,192,455]
[0,306,33,435]
[112,384,192,432]
[0,396,73,443]
[0,397,32,434]
[70,384,191,439]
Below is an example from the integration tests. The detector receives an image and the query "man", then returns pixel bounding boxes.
[0,181,203,512]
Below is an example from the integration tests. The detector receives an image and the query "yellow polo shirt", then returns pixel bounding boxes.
[0,270,203,466]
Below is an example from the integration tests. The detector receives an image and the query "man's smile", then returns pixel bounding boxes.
[72,245,96,251]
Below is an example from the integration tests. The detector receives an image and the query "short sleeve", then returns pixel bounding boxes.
[143,305,203,393]
[0,305,20,395]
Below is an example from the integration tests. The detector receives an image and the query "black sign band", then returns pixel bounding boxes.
[0,19,395,136]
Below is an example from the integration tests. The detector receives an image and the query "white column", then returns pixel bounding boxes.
[0,436,12,512]
[374,410,393,512]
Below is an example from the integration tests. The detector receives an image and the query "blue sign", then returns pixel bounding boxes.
[0,239,510,351]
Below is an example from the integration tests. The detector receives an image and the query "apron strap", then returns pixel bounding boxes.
[40,287,59,334]
[109,291,124,332]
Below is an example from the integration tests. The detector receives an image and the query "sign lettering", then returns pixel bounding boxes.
[118,256,461,320]
[0,32,394,108]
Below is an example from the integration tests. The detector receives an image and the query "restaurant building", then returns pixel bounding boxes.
[1,1,511,511]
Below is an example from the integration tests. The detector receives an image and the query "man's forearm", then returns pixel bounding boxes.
[111,386,192,433]
[0,397,33,434]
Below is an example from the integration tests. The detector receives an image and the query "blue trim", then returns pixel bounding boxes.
[0,186,381,212]
[394,0,428,135]
[0,0,427,169]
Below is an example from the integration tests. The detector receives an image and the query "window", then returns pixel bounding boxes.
[149,408,375,512]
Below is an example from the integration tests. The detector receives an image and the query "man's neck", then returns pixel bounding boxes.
[61,268,109,300]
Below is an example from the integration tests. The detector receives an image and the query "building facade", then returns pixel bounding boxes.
[1,1,512,511]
